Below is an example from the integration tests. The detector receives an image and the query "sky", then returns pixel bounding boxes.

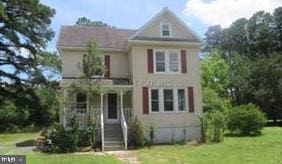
[41,0,282,51]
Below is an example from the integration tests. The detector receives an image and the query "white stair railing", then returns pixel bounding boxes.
[100,94,104,151]
[120,91,128,150]
[121,109,128,150]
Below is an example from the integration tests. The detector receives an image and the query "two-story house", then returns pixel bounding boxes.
[57,7,203,151]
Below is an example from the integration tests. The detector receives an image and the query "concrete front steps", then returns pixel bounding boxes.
[104,124,125,151]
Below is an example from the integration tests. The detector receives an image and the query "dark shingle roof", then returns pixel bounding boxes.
[57,26,137,49]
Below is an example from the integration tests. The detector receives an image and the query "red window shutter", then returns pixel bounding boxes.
[188,87,195,112]
[142,87,149,114]
[147,49,153,73]
[181,50,187,73]
[104,55,110,77]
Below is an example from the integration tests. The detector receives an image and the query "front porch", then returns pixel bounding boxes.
[60,83,133,151]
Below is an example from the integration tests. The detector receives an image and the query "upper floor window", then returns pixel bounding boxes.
[154,50,180,73]
[161,24,171,37]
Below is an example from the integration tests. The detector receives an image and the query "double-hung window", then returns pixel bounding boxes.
[169,51,179,72]
[163,89,174,112]
[155,51,166,72]
[178,89,186,111]
[161,24,171,37]
[151,89,159,112]
[154,50,180,73]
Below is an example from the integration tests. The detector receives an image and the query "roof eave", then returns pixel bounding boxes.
[126,39,202,49]
[56,45,124,53]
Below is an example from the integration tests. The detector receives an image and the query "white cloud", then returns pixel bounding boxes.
[184,0,282,27]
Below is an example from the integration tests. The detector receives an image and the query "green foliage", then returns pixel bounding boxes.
[128,117,145,147]
[203,88,231,113]
[203,7,282,122]
[204,8,280,57]
[78,40,105,79]
[199,111,225,143]
[201,49,230,97]
[35,84,60,126]
[0,0,55,103]
[249,53,282,122]
[77,125,96,148]
[37,124,78,153]
[0,100,30,131]
[0,83,59,132]
[69,40,106,97]
[0,0,61,132]
[75,17,115,28]
[148,123,155,146]
[227,104,267,135]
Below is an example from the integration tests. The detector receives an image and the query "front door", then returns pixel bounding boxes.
[107,93,118,123]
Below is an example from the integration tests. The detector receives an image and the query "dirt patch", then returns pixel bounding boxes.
[106,150,140,164]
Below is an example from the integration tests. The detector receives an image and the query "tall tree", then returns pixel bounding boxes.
[0,0,55,103]
[75,17,115,28]
[273,7,282,52]
[203,6,282,122]
[249,53,282,122]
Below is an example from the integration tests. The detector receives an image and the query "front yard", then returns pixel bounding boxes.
[139,127,282,164]
[0,133,120,164]
[0,127,281,164]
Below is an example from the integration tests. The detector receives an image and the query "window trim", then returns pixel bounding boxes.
[149,88,188,114]
[153,49,181,74]
[160,23,172,37]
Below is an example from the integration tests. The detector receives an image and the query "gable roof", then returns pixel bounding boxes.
[57,26,137,50]
[129,7,201,43]
[56,7,201,50]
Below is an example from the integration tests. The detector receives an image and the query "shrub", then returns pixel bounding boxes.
[128,117,145,147]
[0,100,30,132]
[199,110,226,143]
[227,104,266,135]
[148,123,155,146]
[37,123,78,153]
[77,124,96,148]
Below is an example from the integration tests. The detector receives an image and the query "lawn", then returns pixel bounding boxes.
[0,128,281,164]
[0,133,120,164]
[138,127,282,164]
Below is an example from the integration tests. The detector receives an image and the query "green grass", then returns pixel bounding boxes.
[138,127,282,164]
[0,133,120,164]
[1,128,282,164]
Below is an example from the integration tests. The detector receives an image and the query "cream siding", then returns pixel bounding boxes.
[137,12,196,39]
[61,49,129,78]
[130,45,202,133]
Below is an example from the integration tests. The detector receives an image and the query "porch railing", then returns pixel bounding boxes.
[62,102,100,128]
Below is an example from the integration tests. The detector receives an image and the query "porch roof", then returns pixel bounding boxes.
[60,78,133,92]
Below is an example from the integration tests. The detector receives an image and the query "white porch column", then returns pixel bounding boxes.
[62,88,67,127]
[100,93,104,151]
[120,91,123,111]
